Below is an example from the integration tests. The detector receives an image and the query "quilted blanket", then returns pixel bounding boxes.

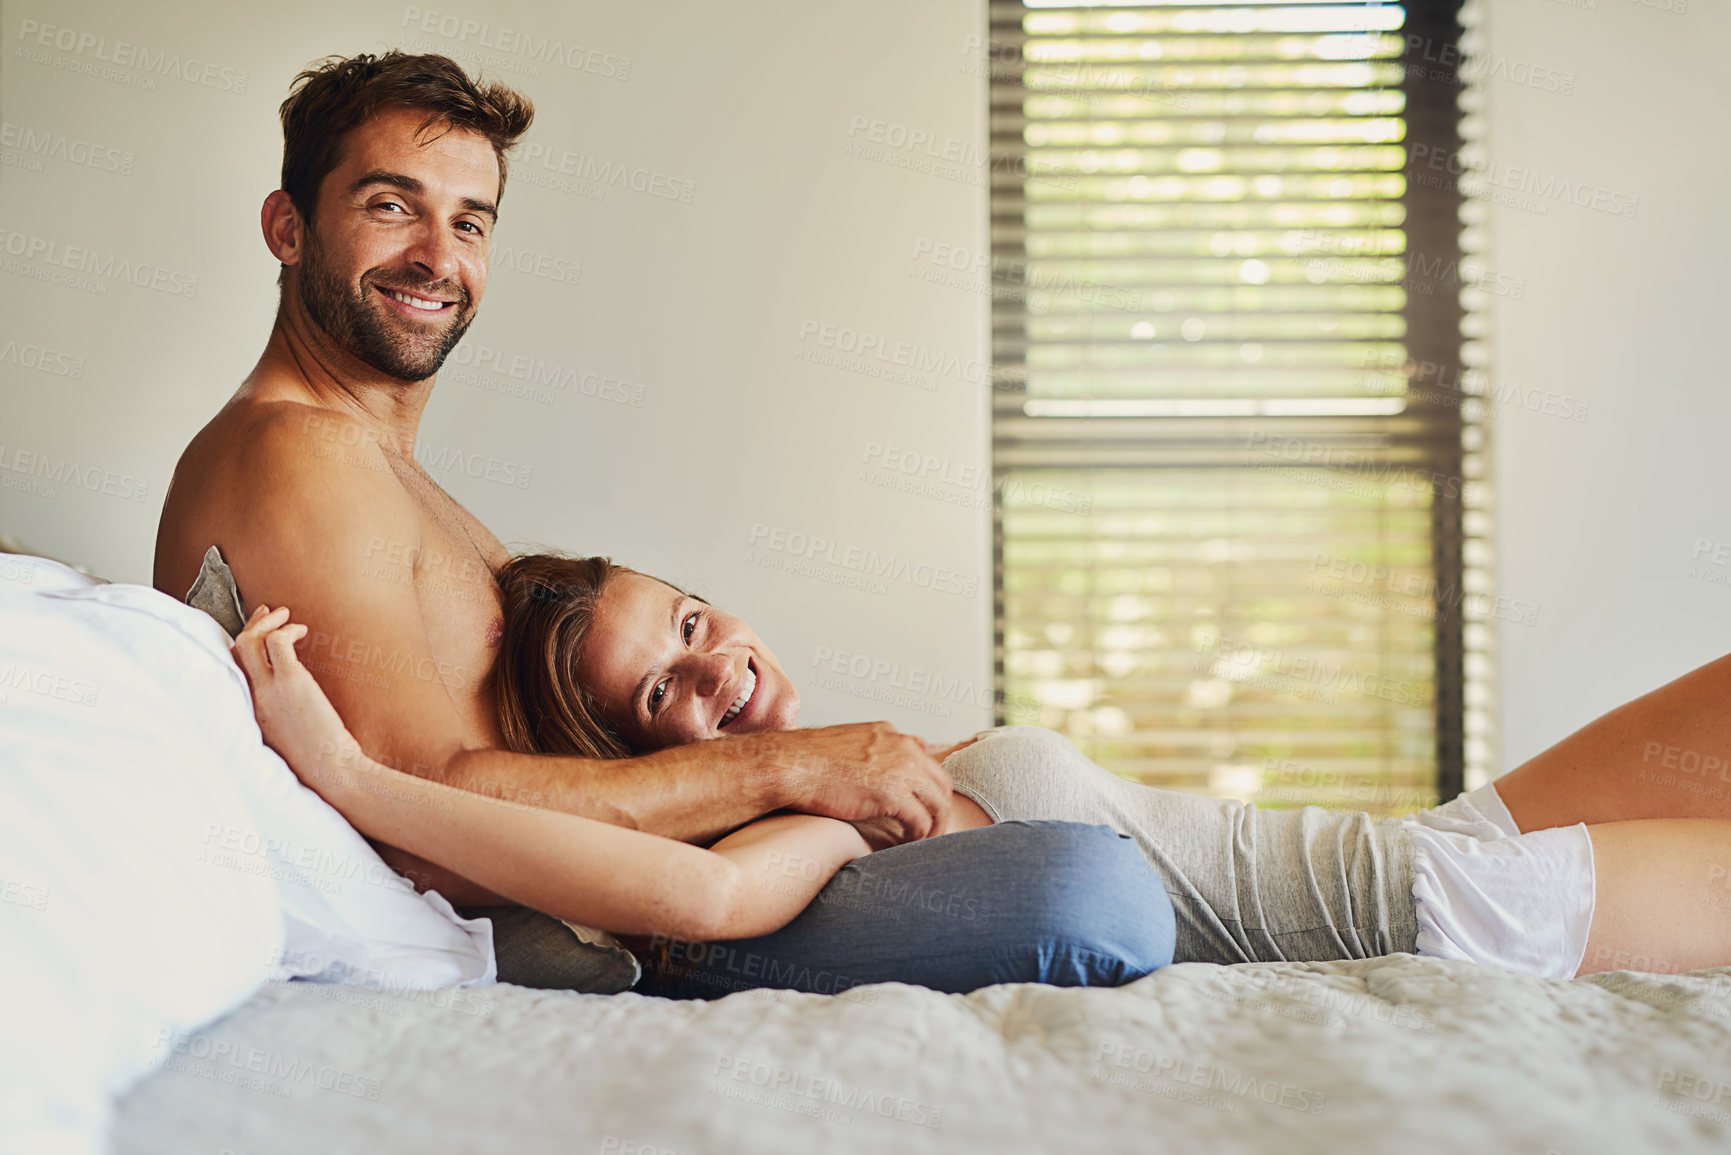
[113,956,1731,1153]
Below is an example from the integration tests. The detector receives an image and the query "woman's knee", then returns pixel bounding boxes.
[970,821,1176,982]
[641,820,1175,999]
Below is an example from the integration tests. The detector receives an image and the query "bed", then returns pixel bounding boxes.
[4,550,1729,1154]
[112,956,1731,1153]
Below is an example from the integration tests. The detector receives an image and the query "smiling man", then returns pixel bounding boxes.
[153,53,953,931]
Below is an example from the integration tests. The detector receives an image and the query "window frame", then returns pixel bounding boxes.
[986,0,1473,804]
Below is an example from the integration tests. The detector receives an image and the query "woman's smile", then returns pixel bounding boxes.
[576,571,800,751]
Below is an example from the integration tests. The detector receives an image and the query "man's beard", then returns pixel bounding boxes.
[297,226,475,382]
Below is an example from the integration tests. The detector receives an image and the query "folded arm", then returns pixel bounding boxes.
[234,607,871,939]
[209,408,948,878]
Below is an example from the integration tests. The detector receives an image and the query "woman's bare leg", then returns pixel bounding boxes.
[1495,653,1731,833]
[1575,819,1731,976]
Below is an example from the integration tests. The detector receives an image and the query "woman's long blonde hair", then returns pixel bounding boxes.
[491,553,634,759]
[493,553,711,976]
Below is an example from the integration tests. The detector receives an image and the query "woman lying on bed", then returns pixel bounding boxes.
[235,553,1731,996]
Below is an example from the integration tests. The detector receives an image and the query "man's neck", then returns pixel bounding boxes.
[252,296,435,455]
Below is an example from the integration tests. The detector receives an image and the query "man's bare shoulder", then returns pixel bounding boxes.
[234,400,394,477]
[155,399,416,597]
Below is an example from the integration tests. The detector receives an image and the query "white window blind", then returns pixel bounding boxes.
[989,0,1486,815]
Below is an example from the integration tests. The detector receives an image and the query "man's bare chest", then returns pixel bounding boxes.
[381,462,509,719]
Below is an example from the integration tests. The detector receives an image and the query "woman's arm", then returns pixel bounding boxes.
[232,607,870,941]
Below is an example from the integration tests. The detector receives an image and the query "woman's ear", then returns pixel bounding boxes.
[261,190,304,267]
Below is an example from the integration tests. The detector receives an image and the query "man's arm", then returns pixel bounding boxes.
[439,721,952,843]
[223,407,950,851]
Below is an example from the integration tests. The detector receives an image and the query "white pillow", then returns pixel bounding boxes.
[0,556,493,1155]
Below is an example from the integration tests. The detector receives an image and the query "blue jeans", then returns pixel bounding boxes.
[635,820,1176,999]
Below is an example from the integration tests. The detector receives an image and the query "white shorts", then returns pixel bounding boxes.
[1403,782,1597,979]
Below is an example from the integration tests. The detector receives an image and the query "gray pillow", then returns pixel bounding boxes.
[184,545,641,993]
[457,907,641,994]
[184,545,248,637]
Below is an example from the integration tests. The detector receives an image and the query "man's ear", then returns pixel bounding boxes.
[262,190,305,267]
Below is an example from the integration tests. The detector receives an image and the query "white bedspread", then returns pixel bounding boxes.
[10,551,1728,1152]
[112,956,1731,1153]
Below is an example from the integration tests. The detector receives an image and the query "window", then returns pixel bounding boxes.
[988,0,1490,815]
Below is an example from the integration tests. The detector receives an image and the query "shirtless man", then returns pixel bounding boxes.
[153,52,951,909]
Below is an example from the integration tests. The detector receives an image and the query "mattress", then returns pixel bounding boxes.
[112,956,1731,1153]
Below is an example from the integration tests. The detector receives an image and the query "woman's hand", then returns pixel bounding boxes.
[231,604,365,803]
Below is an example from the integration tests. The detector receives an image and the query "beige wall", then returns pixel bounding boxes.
[0,0,994,735]
[1474,0,1730,769]
[17,1,1708,767]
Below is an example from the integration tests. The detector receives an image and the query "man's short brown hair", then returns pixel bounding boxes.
[279,51,534,222]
